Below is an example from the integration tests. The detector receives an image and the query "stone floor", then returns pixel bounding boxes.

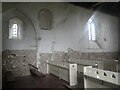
[3,73,84,89]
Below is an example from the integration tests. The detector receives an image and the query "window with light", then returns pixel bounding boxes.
[9,18,23,39]
[88,18,96,41]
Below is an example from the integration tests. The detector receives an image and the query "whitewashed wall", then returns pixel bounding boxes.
[2,2,118,53]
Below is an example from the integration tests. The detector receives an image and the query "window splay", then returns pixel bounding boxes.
[9,18,23,39]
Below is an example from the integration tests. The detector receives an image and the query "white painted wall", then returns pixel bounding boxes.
[2,8,36,50]
[15,3,95,53]
[2,3,118,53]
[93,11,118,52]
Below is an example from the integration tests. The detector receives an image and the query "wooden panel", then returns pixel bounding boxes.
[48,61,77,86]
[60,73,69,82]
[60,68,69,76]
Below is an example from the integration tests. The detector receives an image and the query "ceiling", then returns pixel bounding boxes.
[2,2,120,17]
[69,2,120,17]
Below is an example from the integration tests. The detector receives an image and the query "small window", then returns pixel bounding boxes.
[88,18,100,49]
[88,18,96,41]
[9,18,23,39]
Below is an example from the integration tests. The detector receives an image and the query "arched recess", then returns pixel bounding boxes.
[9,18,24,39]
[38,8,53,30]
[2,8,37,76]
[3,8,37,50]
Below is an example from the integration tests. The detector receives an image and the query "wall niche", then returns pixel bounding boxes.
[38,8,53,30]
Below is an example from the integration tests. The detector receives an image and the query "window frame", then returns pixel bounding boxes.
[9,18,23,39]
[88,19,96,41]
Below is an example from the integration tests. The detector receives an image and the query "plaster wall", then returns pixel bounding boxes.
[3,3,118,53]
[2,9,36,50]
[93,11,118,52]
[2,2,118,75]
[16,3,118,53]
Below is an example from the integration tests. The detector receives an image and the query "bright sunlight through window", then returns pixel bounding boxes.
[88,18,96,41]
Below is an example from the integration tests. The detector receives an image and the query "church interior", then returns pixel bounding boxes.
[0,1,120,89]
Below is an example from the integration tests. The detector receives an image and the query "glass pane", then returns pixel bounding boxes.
[12,24,18,29]
[9,18,23,39]
[88,23,91,40]
[12,24,18,37]
[91,23,96,41]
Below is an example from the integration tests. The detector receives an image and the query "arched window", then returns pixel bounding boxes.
[9,18,23,39]
[88,18,100,49]
[38,9,53,30]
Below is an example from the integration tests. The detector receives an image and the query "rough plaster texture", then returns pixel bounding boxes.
[39,49,118,62]
[39,53,52,74]
[67,48,118,60]
[40,53,52,61]
[38,48,118,74]
[39,60,48,74]
[2,50,36,77]
[39,51,66,74]
[51,51,66,61]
